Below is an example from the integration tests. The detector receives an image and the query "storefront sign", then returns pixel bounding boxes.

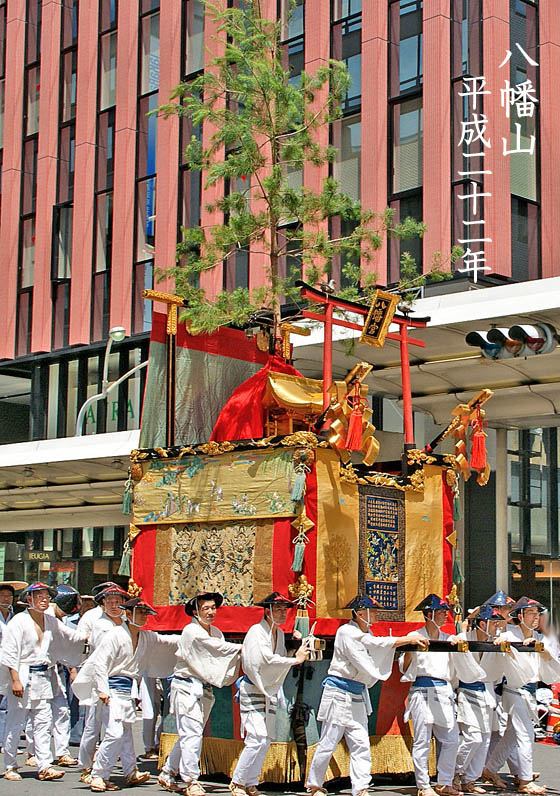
[23,550,60,562]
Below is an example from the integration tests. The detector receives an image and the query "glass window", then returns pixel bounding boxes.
[61,529,74,558]
[62,0,79,50]
[102,527,115,557]
[185,0,204,75]
[26,66,40,135]
[54,205,73,280]
[281,0,304,40]
[47,362,60,438]
[392,97,423,193]
[332,16,361,112]
[82,527,95,557]
[25,0,41,65]
[136,177,156,260]
[137,94,158,179]
[140,13,160,94]
[133,261,154,333]
[58,124,75,203]
[65,358,79,434]
[333,0,361,20]
[21,217,35,287]
[511,196,539,282]
[84,356,100,433]
[451,0,482,78]
[105,351,120,432]
[97,109,115,192]
[333,114,361,201]
[95,192,113,272]
[100,0,118,31]
[61,49,77,122]
[390,0,423,97]
[388,193,423,281]
[100,31,117,110]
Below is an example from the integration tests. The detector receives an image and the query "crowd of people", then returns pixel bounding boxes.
[0,579,558,796]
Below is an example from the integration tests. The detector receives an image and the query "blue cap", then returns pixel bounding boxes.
[509,596,546,617]
[415,593,452,613]
[476,604,505,622]
[21,582,57,599]
[344,595,380,612]
[484,589,513,607]
[54,585,81,615]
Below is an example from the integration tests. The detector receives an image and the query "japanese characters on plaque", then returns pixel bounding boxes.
[359,487,405,620]
[456,44,538,283]
[359,290,400,349]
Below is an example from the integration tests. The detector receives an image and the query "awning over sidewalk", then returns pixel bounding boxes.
[0,430,139,531]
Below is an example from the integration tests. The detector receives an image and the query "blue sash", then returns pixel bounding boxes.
[413,676,447,687]
[29,664,49,673]
[458,680,485,692]
[108,675,133,691]
[322,675,364,694]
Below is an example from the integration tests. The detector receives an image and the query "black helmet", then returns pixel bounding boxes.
[54,585,81,615]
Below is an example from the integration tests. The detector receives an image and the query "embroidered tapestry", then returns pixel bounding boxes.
[153,520,275,607]
[134,448,296,525]
[358,485,406,621]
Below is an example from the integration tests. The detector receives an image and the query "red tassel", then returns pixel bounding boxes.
[469,409,487,470]
[345,405,364,450]
[470,429,487,470]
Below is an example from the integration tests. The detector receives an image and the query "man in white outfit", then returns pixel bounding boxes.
[77,584,129,784]
[0,582,87,782]
[158,590,242,795]
[400,593,486,796]
[483,597,560,795]
[0,581,25,750]
[454,604,507,793]
[229,592,310,796]
[306,595,429,796]
[49,585,84,767]
[73,597,179,793]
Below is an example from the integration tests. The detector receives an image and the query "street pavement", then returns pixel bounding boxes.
[1,720,559,796]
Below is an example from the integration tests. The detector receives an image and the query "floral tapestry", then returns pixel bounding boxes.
[134,448,296,525]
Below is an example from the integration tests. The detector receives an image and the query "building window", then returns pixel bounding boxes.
[389,0,423,97]
[183,0,204,76]
[332,113,361,201]
[331,6,361,113]
[332,0,361,21]
[391,97,422,194]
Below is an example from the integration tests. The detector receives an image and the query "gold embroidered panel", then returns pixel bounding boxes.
[153,521,274,606]
[133,449,296,525]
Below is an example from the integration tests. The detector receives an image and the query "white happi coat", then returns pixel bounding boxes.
[0,608,14,645]
[73,624,179,723]
[171,618,240,723]
[318,621,395,726]
[242,618,292,699]
[90,613,126,651]
[456,630,502,734]
[400,627,485,728]
[0,611,86,707]
[483,626,560,720]
[77,605,104,635]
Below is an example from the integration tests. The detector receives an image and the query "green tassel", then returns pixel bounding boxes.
[294,612,310,637]
[118,539,131,576]
[291,469,307,502]
[122,472,133,515]
[453,551,464,584]
[291,541,305,572]
[453,494,461,522]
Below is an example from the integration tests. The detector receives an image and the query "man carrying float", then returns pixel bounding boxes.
[159,590,242,796]
[483,597,560,795]
[73,597,179,793]
[306,594,429,796]
[400,594,486,796]
[454,604,507,793]
[229,593,310,796]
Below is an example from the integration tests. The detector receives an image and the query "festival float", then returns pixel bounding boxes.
[121,283,494,783]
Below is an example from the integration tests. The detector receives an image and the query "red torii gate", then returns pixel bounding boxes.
[296,282,428,448]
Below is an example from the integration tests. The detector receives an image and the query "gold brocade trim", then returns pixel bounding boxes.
[443,454,457,466]
[196,441,236,455]
[339,464,425,492]
[127,579,143,598]
[158,733,435,780]
[128,523,142,542]
[281,431,321,448]
[406,449,436,465]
